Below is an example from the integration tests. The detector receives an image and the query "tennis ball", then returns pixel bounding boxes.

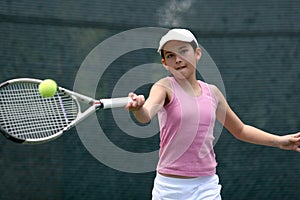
[38,79,57,98]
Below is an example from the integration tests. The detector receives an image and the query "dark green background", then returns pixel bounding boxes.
[1,1,300,199]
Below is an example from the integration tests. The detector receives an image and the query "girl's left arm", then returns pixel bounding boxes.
[212,85,300,152]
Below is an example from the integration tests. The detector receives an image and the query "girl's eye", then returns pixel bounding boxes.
[179,49,188,55]
[166,53,174,59]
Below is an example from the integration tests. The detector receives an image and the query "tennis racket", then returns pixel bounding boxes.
[0,78,132,144]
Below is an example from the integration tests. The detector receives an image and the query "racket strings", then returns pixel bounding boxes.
[0,82,78,141]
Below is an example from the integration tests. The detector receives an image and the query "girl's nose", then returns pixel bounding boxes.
[175,54,183,64]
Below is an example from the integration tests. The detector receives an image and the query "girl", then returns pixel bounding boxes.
[125,28,300,200]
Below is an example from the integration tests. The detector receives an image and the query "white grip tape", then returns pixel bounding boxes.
[101,97,132,109]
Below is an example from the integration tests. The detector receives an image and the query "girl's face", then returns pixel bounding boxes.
[161,40,201,80]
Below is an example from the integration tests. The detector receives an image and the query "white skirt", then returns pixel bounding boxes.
[152,173,222,200]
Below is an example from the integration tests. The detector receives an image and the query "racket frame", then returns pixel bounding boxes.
[0,78,130,144]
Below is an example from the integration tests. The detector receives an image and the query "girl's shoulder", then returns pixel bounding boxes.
[205,83,226,105]
[154,77,173,105]
[155,77,172,90]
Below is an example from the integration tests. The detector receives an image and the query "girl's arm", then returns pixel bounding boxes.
[212,85,300,152]
[125,78,169,124]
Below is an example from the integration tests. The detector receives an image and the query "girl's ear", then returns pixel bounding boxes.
[161,59,169,70]
[196,47,202,62]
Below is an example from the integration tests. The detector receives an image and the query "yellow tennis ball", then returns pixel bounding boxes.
[38,79,57,98]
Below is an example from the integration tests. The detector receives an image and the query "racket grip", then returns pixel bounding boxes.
[100,97,132,109]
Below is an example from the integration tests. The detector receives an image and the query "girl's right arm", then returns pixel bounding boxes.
[125,78,169,124]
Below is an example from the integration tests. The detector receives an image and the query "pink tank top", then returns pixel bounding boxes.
[157,77,218,177]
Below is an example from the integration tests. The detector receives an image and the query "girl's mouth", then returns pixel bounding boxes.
[176,66,186,70]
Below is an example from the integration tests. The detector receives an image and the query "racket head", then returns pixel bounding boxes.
[0,78,80,144]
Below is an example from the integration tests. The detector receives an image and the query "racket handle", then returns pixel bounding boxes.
[100,97,132,109]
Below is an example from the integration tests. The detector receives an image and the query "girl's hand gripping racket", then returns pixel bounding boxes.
[0,78,132,144]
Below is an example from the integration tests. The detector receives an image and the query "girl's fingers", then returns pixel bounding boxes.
[125,93,145,111]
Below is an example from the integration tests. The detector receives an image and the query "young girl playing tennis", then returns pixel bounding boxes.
[125,28,300,200]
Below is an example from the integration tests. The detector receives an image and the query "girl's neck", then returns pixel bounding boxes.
[174,77,202,97]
